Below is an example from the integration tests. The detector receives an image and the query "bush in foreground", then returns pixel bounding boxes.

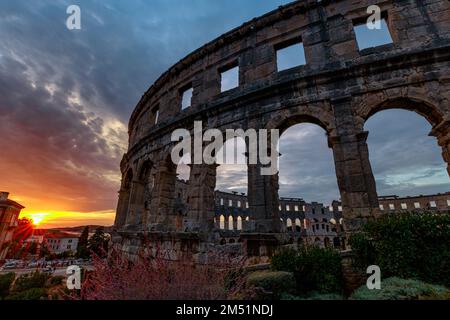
[5,288,48,300]
[0,273,15,299]
[271,246,343,295]
[78,248,245,300]
[246,271,295,299]
[350,212,450,287]
[13,272,49,293]
[351,277,450,300]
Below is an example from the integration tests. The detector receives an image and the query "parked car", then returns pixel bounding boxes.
[0,262,17,270]
[42,266,54,274]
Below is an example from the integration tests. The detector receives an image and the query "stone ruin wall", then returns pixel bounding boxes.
[112,0,450,260]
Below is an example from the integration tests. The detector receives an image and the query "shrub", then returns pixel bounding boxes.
[78,248,245,300]
[270,248,298,273]
[281,292,343,300]
[351,277,450,300]
[271,246,343,295]
[246,271,295,298]
[13,272,49,292]
[350,212,450,287]
[49,276,65,286]
[6,288,48,300]
[0,273,15,299]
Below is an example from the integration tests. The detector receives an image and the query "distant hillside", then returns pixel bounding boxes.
[48,225,114,234]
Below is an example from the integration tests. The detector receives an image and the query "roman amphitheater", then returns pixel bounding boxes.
[112,0,450,260]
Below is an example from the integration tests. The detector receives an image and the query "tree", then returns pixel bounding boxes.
[6,218,35,259]
[39,242,51,259]
[88,227,109,258]
[76,226,90,259]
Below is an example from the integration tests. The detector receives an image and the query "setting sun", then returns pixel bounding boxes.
[23,212,48,226]
[19,210,115,229]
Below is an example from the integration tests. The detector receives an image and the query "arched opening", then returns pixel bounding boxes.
[237,216,243,231]
[333,237,341,249]
[324,237,330,248]
[365,108,449,199]
[278,122,340,212]
[174,153,190,231]
[295,218,301,232]
[131,161,154,226]
[228,216,234,231]
[152,155,178,226]
[219,215,225,230]
[314,237,321,246]
[176,152,191,182]
[286,218,293,231]
[215,136,248,195]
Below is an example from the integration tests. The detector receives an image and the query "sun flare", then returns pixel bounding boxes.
[23,212,48,226]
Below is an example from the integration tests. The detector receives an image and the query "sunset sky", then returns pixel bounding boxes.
[0,0,448,228]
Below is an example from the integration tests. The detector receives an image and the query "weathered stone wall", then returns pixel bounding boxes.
[114,0,450,256]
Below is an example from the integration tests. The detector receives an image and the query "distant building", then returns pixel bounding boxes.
[332,192,450,215]
[45,231,79,255]
[214,190,343,248]
[0,192,24,261]
[377,192,450,213]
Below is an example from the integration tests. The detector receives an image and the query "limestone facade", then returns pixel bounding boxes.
[113,0,450,258]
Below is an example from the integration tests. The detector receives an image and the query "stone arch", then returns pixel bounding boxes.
[148,154,178,228]
[358,96,449,177]
[357,96,445,129]
[265,104,336,137]
[129,160,154,226]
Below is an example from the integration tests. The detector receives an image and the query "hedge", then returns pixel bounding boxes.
[350,212,450,287]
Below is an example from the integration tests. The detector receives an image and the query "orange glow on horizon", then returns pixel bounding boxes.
[20,209,115,229]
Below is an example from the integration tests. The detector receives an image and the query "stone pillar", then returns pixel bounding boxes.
[331,97,379,233]
[127,180,146,227]
[114,188,130,228]
[124,180,139,226]
[246,163,281,233]
[430,120,450,177]
[330,132,379,232]
[185,164,217,234]
[148,160,177,230]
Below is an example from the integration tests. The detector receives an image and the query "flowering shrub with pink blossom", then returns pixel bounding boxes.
[78,246,246,300]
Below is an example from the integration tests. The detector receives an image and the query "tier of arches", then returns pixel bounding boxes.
[115,96,449,234]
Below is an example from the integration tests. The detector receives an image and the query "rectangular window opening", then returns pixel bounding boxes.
[275,38,306,72]
[180,86,193,110]
[152,106,159,125]
[353,13,393,50]
[220,64,239,92]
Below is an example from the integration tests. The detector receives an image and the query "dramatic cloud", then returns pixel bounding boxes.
[0,0,292,225]
[0,0,448,226]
